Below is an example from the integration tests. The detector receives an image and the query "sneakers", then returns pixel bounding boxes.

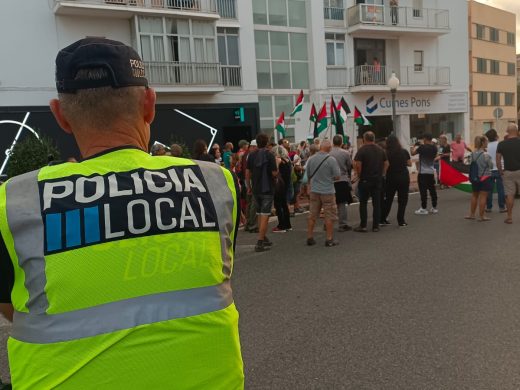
[325,239,339,247]
[272,227,287,233]
[294,207,305,214]
[429,208,439,214]
[263,237,273,246]
[415,208,429,215]
[380,220,391,226]
[254,240,271,252]
[398,222,408,227]
[499,208,507,213]
[338,225,352,232]
[353,226,368,233]
[307,237,316,246]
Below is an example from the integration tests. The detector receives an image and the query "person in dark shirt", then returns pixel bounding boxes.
[353,131,389,232]
[272,145,292,233]
[411,133,438,215]
[191,139,214,162]
[382,135,412,226]
[496,123,520,224]
[246,133,278,251]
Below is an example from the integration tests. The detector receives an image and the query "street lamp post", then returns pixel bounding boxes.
[388,72,400,135]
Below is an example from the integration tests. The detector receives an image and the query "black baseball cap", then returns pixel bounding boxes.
[55,38,148,93]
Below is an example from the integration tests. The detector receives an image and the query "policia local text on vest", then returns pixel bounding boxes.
[0,38,244,389]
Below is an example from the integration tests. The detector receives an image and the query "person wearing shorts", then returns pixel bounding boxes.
[246,133,278,251]
[497,123,520,224]
[305,140,340,247]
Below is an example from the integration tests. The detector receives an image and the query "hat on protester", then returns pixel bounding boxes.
[55,38,148,93]
[250,140,257,146]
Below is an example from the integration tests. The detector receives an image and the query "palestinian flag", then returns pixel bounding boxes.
[331,96,344,137]
[315,102,328,136]
[337,97,351,120]
[309,103,317,123]
[439,160,471,193]
[290,90,304,117]
[275,112,286,137]
[354,106,371,126]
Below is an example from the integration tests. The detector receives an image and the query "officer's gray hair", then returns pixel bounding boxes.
[58,67,145,131]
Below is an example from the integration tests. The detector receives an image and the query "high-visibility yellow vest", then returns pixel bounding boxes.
[0,147,244,389]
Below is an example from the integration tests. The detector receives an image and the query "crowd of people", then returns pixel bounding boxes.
[149,123,520,252]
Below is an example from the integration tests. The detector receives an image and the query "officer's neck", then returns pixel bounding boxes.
[76,124,149,158]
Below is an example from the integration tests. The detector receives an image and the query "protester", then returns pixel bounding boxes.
[450,133,472,163]
[192,139,214,162]
[382,135,411,226]
[330,135,353,232]
[243,140,259,233]
[0,38,243,388]
[353,131,388,233]
[246,133,278,251]
[305,140,340,246]
[465,135,493,221]
[223,142,234,169]
[170,143,183,157]
[412,133,438,215]
[290,146,305,215]
[484,129,506,213]
[151,143,167,156]
[435,135,451,188]
[496,123,520,224]
[209,145,223,165]
[272,145,292,233]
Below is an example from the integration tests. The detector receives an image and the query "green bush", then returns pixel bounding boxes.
[6,135,60,179]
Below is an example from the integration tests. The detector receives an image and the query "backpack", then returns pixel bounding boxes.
[468,152,483,184]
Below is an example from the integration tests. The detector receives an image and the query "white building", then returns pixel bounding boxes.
[0,0,469,158]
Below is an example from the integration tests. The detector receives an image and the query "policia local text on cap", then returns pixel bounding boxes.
[0,38,244,389]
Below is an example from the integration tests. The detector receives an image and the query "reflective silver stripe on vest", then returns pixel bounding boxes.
[197,161,236,278]
[6,170,49,314]
[12,281,233,344]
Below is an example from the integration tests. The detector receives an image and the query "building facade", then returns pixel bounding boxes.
[0,0,469,163]
[468,0,517,140]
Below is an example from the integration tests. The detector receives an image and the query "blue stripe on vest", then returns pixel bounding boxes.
[65,209,81,248]
[45,213,62,252]
[84,206,101,244]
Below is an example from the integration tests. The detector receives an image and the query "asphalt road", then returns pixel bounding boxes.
[1,189,520,388]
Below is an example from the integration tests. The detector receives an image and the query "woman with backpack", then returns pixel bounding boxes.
[465,135,494,221]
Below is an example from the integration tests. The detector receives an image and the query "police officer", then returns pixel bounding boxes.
[0,38,244,389]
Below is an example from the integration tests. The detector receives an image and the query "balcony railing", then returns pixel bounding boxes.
[324,6,344,21]
[348,4,449,30]
[327,66,349,88]
[350,65,450,88]
[351,65,387,86]
[144,61,222,86]
[63,0,218,14]
[216,0,236,19]
[221,65,242,87]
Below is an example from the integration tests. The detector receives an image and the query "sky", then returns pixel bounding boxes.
[475,0,520,53]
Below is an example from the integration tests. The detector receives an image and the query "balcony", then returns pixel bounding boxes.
[327,66,349,88]
[349,65,450,92]
[144,61,225,93]
[347,4,449,37]
[221,65,242,88]
[324,6,345,27]
[54,0,219,19]
[216,0,236,19]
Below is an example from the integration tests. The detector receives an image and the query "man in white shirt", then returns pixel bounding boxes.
[484,129,506,212]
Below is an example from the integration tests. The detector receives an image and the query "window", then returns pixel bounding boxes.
[476,24,485,39]
[507,62,515,76]
[325,33,345,66]
[254,30,309,90]
[483,122,493,132]
[412,0,423,18]
[505,93,514,106]
[489,27,499,42]
[414,50,423,72]
[253,0,306,27]
[324,0,344,20]
[259,95,297,141]
[490,60,500,75]
[138,16,215,63]
[477,91,488,106]
[490,92,500,106]
[476,58,487,73]
[507,32,516,46]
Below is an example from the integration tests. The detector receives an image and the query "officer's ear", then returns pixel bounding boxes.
[143,87,156,125]
[50,99,73,135]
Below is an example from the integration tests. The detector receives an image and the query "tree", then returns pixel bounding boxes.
[6,135,60,179]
